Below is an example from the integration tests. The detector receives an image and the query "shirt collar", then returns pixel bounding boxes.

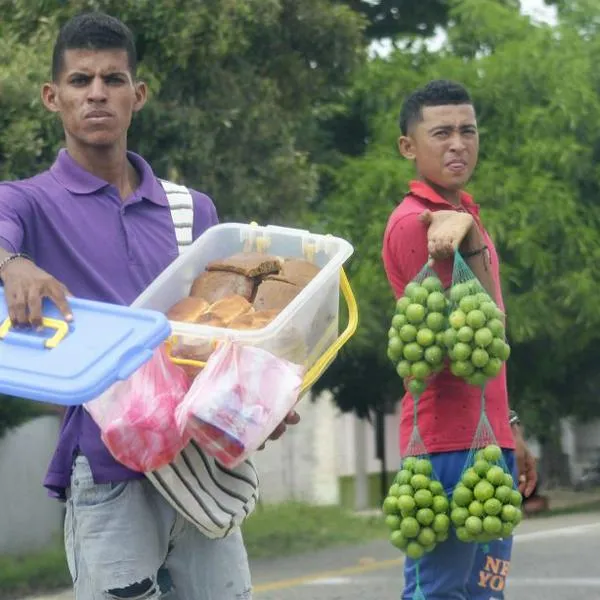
[50,148,168,206]
[409,180,479,215]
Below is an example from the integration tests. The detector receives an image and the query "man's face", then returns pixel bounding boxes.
[399,104,479,191]
[42,49,146,149]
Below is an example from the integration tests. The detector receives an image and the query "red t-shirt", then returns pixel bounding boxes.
[381,180,515,455]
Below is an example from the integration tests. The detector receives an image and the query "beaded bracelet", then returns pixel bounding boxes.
[0,253,32,277]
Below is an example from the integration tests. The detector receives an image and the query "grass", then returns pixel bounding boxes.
[2,498,599,598]
[242,501,388,560]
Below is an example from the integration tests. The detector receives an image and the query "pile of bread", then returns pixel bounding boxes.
[166,252,321,375]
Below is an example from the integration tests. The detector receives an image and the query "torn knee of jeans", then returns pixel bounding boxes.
[106,578,159,599]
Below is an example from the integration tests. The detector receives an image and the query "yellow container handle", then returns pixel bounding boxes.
[0,316,70,349]
[165,267,359,392]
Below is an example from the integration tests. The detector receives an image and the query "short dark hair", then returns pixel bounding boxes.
[52,12,137,81]
[399,80,472,135]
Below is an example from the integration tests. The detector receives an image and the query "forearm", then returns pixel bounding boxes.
[460,227,497,302]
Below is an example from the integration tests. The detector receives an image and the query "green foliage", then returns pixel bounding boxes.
[318,0,600,427]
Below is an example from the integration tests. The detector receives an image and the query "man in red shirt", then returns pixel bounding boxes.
[382,80,537,599]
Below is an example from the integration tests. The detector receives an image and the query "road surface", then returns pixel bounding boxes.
[29,511,600,600]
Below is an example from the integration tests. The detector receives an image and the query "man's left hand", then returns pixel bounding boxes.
[514,425,538,497]
[258,410,301,450]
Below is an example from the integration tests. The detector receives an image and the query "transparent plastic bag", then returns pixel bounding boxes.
[444,251,510,388]
[382,395,451,596]
[175,340,305,468]
[387,263,448,400]
[85,346,192,472]
[451,392,523,547]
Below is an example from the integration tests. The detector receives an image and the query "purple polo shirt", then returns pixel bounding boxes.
[0,149,218,500]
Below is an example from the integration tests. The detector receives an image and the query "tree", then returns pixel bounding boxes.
[316,0,600,438]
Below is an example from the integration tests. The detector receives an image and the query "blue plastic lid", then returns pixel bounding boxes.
[0,290,171,406]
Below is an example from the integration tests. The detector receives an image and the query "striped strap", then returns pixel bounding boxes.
[147,178,260,538]
[159,179,194,252]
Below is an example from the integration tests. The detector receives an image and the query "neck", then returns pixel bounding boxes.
[65,138,138,200]
[422,178,462,206]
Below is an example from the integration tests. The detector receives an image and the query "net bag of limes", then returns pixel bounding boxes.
[443,251,510,386]
[444,251,523,545]
[382,398,451,599]
[387,264,449,396]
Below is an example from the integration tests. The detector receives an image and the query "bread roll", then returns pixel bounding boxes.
[228,309,280,330]
[190,271,255,303]
[166,297,210,323]
[206,295,253,325]
[253,280,301,311]
[265,258,320,287]
[207,252,282,278]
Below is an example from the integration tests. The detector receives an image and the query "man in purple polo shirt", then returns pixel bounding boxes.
[0,12,297,600]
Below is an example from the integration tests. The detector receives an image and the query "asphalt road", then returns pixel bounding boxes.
[29,511,600,600]
[251,511,600,600]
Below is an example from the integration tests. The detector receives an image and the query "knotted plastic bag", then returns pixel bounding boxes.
[85,345,192,472]
[175,340,305,468]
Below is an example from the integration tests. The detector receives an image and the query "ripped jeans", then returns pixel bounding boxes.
[64,455,252,600]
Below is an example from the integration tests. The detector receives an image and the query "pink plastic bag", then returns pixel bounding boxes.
[175,341,305,468]
[85,346,192,472]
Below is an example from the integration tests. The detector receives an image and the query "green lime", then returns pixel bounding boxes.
[426,312,446,332]
[414,489,434,508]
[451,507,469,527]
[483,358,503,377]
[416,328,436,347]
[411,361,432,380]
[461,468,480,489]
[473,459,491,477]
[443,328,457,348]
[390,529,408,549]
[500,504,518,523]
[474,480,495,502]
[484,498,503,516]
[468,500,484,518]
[432,513,450,534]
[450,360,475,378]
[416,508,435,526]
[399,324,418,343]
[388,327,398,339]
[429,480,444,496]
[396,361,412,379]
[400,516,420,539]
[459,295,479,313]
[385,515,402,530]
[465,515,483,535]
[486,466,506,486]
[455,526,474,543]
[449,283,470,303]
[466,309,486,329]
[406,303,426,324]
[449,310,467,329]
[432,495,449,514]
[388,336,404,360]
[436,530,449,543]
[414,459,433,476]
[494,485,512,504]
[471,348,490,368]
[487,318,505,338]
[396,296,411,314]
[503,473,515,488]
[424,345,444,366]
[394,469,412,485]
[427,291,447,313]
[417,527,436,547]
[453,485,474,507]
[403,343,424,362]
[422,276,443,293]
[482,515,502,536]
[411,474,430,490]
[405,541,425,560]
[388,483,402,497]
[402,457,417,471]
[407,378,427,396]
[397,494,416,514]
[510,490,523,507]
[382,496,398,515]
[474,327,493,348]
[456,326,474,343]
[501,522,514,538]
[480,301,498,319]
[453,342,472,361]
[396,484,413,497]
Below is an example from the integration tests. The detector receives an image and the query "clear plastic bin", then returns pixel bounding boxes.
[132,223,358,393]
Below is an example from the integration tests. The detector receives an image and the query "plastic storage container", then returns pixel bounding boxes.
[0,293,171,406]
[132,222,358,392]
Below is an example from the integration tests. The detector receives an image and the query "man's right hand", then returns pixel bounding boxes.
[0,258,73,328]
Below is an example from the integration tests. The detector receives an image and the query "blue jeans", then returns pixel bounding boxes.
[64,455,252,599]
[403,450,516,600]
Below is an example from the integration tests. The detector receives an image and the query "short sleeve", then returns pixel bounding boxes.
[382,211,452,298]
[0,183,30,253]
[190,189,219,241]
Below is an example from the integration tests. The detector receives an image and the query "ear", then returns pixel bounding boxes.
[132,80,148,113]
[398,135,416,161]
[41,82,60,113]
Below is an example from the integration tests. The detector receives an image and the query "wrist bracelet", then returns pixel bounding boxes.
[0,253,32,277]
[509,410,520,426]
[461,245,489,259]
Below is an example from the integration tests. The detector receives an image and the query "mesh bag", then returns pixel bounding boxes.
[382,395,451,598]
[387,263,449,399]
[450,391,524,549]
[443,251,510,388]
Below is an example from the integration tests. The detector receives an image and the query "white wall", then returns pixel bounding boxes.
[0,416,64,554]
